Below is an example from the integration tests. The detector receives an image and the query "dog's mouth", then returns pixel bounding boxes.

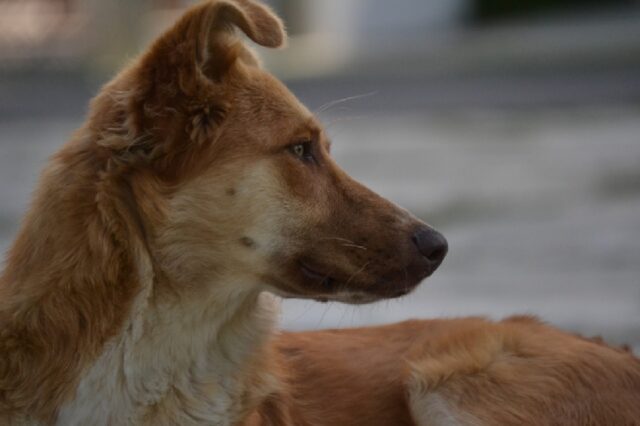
[294,259,420,304]
[299,261,336,289]
[298,261,347,302]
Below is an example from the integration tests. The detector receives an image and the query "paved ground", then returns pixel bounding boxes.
[1,78,639,350]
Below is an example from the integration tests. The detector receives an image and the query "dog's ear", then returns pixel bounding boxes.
[150,0,285,87]
[94,0,285,167]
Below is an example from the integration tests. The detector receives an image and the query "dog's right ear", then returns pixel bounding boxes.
[95,0,285,163]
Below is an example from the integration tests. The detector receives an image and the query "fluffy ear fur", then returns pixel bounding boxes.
[91,0,286,175]
[149,0,285,90]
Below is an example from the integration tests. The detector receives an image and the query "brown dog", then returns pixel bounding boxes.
[1,1,638,424]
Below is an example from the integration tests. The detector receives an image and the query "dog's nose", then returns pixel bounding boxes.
[412,227,448,266]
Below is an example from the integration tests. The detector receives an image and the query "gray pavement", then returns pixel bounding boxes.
[1,81,639,350]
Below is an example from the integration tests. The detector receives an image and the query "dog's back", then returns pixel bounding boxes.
[249,317,640,425]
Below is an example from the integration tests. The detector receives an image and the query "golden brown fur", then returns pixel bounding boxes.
[1,1,639,424]
[243,317,640,426]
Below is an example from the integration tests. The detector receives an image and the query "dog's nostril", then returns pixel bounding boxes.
[412,227,448,264]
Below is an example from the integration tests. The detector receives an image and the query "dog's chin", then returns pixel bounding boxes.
[299,260,426,303]
[273,284,417,305]
[311,289,412,305]
[264,261,422,305]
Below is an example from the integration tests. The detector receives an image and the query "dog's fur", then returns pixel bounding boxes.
[1,1,639,424]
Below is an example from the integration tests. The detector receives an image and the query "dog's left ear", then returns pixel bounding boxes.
[153,0,286,88]
[95,0,285,161]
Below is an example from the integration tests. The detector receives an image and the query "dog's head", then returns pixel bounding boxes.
[93,0,447,304]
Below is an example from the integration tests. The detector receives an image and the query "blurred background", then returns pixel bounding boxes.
[1,0,639,350]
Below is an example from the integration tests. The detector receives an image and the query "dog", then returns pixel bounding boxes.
[1,0,639,424]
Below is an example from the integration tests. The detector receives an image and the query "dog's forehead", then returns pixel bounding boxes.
[239,69,312,121]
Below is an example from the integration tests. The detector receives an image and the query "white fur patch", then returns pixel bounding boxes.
[57,282,280,425]
[407,375,483,426]
[409,392,463,426]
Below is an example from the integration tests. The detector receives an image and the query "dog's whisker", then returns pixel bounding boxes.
[316,304,331,329]
[292,300,315,323]
[319,237,355,243]
[318,237,370,252]
[337,304,350,327]
[340,243,367,251]
[345,261,370,286]
[314,91,378,114]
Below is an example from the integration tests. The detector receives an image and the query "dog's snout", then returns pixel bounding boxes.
[412,227,448,266]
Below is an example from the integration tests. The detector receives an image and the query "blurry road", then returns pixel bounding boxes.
[1,73,639,350]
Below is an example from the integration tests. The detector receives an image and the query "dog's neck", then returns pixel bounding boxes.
[0,139,282,425]
[57,153,283,424]
[58,262,281,425]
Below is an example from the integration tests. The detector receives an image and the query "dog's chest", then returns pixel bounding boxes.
[56,294,279,426]
[56,341,251,425]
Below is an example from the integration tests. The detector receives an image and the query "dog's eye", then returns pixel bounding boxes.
[288,141,315,163]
